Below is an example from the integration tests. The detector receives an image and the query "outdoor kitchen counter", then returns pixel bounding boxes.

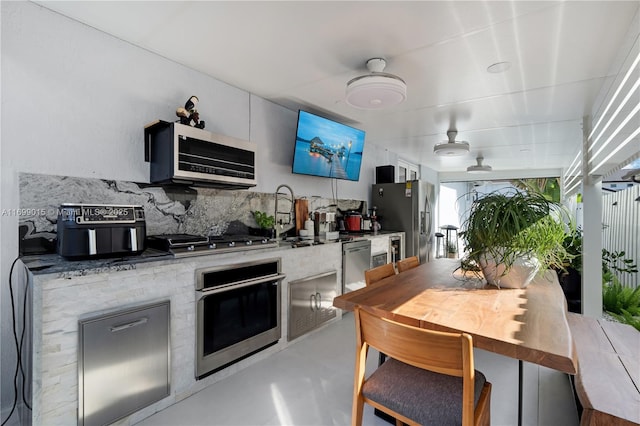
[21,230,400,276]
[20,248,173,275]
[23,238,345,425]
[21,236,333,276]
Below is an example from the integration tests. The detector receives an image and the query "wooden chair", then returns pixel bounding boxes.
[364,263,396,286]
[397,256,419,273]
[351,307,492,426]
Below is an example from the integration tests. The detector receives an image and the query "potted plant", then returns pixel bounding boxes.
[557,227,583,312]
[447,242,457,258]
[460,189,572,288]
[250,210,276,239]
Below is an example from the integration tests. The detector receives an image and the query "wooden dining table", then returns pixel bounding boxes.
[333,258,578,425]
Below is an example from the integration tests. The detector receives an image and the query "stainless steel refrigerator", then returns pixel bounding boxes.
[372,180,435,263]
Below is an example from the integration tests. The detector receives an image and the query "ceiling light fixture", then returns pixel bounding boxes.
[433,130,470,156]
[467,156,493,173]
[345,58,407,109]
[487,61,511,73]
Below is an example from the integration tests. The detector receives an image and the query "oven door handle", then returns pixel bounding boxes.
[310,294,316,311]
[198,273,286,295]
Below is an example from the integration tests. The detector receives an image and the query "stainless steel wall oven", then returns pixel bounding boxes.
[195,258,285,379]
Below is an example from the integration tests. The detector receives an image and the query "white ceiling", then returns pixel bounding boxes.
[36,1,639,177]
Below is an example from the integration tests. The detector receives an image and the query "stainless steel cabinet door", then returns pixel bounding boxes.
[289,277,317,341]
[79,301,170,425]
[288,271,337,341]
[315,272,337,325]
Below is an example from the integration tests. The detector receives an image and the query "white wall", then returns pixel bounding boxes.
[250,95,378,200]
[0,1,402,417]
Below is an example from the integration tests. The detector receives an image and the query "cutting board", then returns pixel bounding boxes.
[295,199,309,233]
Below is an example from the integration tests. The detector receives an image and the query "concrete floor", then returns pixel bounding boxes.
[137,314,579,426]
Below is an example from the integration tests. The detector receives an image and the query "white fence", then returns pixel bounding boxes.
[602,185,640,288]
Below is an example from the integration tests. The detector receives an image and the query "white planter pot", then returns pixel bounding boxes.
[479,253,540,289]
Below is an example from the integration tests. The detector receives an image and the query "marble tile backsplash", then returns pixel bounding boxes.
[18,173,365,254]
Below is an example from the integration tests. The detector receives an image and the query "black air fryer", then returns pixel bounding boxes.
[56,204,146,259]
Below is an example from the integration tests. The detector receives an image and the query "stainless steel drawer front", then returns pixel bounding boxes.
[78,301,170,426]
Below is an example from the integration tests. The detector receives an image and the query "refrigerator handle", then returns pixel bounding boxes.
[421,194,432,235]
[421,210,431,235]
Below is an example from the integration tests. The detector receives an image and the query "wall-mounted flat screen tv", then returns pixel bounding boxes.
[292,110,365,181]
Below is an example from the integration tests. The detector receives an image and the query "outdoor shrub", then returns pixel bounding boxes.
[602,249,639,277]
[602,280,640,317]
[601,249,639,331]
[610,309,640,332]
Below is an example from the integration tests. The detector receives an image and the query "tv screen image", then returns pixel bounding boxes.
[292,110,366,181]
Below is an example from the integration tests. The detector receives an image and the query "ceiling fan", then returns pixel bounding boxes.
[433,130,470,156]
[345,58,407,109]
[467,156,493,173]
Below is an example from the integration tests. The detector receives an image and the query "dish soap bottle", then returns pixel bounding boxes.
[304,216,314,233]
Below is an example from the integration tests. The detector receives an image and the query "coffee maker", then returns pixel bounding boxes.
[317,211,339,240]
[313,211,330,236]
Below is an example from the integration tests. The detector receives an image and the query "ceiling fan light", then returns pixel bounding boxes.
[467,156,493,173]
[433,141,470,156]
[467,165,493,173]
[345,58,407,109]
[346,74,407,109]
[434,130,470,156]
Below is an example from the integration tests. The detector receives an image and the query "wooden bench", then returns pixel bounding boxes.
[568,313,640,426]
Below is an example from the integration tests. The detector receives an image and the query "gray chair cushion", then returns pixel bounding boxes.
[362,358,487,425]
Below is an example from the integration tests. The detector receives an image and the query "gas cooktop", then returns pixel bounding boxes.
[146,233,278,257]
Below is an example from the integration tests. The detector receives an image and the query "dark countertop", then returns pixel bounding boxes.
[21,230,404,277]
[20,248,174,276]
[279,230,400,247]
[339,230,400,238]
[21,239,330,276]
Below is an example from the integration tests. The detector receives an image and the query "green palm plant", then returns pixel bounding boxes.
[460,189,572,285]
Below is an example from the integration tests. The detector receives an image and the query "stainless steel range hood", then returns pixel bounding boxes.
[145,121,257,189]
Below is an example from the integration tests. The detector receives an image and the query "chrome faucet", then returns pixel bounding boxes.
[274,184,295,239]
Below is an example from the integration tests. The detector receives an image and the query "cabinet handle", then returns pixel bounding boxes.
[110,317,148,332]
[129,228,138,252]
[315,292,321,309]
[309,294,316,312]
[87,229,97,255]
